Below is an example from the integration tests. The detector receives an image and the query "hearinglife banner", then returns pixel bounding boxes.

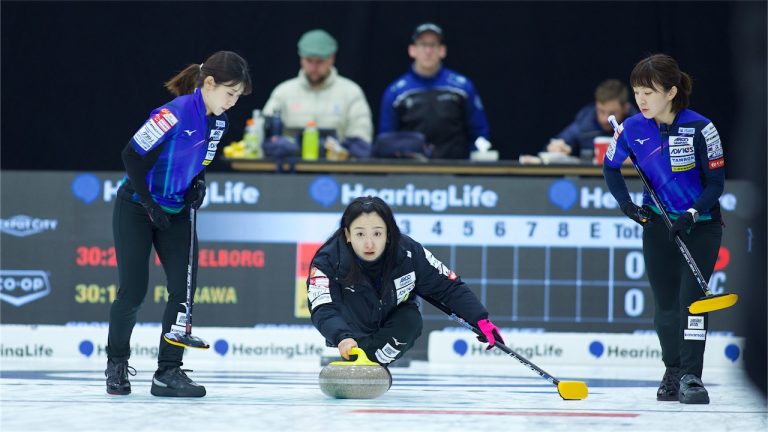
[0,170,759,338]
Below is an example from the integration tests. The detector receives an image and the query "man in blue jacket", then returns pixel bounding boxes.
[378,23,490,159]
[546,79,638,158]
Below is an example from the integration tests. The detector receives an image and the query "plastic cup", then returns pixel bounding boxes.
[593,137,612,165]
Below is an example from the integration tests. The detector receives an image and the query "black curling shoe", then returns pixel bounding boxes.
[679,374,710,404]
[105,359,136,395]
[150,367,206,397]
[656,367,681,401]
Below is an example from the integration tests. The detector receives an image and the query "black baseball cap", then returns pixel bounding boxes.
[412,22,443,43]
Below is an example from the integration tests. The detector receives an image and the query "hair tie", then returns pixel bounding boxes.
[199,63,204,70]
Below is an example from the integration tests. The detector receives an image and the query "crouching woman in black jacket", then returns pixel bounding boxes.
[307,196,504,365]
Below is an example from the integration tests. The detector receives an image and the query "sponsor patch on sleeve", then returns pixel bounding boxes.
[132,119,166,151]
[307,267,331,310]
[152,113,173,132]
[702,122,724,169]
[606,137,617,161]
[423,247,457,280]
[131,107,178,152]
[159,108,178,126]
[708,158,725,169]
[606,122,624,162]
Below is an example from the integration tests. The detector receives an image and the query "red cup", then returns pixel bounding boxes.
[593,137,611,165]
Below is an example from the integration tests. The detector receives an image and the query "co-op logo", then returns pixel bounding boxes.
[0,215,58,237]
[308,176,499,211]
[71,173,260,207]
[0,270,51,306]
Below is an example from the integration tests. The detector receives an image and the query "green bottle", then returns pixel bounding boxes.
[301,120,319,160]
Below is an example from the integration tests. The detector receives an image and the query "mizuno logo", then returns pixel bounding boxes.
[635,138,650,145]
[391,337,407,346]
[184,130,196,136]
[152,377,168,388]
[344,286,355,292]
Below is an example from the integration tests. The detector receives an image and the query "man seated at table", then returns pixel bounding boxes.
[377,23,492,160]
[262,29,373,159]
[545,79,638,158]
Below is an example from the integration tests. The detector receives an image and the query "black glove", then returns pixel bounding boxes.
[141,200,171,230]
[184,179,206,209]
[620,201,651,226]
[669,211,696,241]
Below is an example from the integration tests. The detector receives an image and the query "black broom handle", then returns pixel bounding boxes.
[607,116,712,296]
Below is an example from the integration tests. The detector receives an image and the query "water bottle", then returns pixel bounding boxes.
[243,119,262,159]
[252,111,265,155]
[268,109,283,137]
[301,120,319,160]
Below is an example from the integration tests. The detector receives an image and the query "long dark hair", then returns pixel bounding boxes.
[630,53,693,113]
[164,50,252,96]
[319,196,402,286]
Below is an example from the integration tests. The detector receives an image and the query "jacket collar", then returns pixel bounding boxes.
[192,87,207,117]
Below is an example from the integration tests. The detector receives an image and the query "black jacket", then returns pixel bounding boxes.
[307,234,488,346]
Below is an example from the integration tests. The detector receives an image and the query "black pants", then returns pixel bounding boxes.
[106,195,197,369]
[643,213,722,378]
[357,303,423,366]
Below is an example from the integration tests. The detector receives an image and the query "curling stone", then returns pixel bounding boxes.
[318,347,392,399]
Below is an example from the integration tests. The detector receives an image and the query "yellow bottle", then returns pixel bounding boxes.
[301,120,319,160]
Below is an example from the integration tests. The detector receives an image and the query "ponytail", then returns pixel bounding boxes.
[163,51,252,97]
[164,64,203,96]
[672,71,693,113]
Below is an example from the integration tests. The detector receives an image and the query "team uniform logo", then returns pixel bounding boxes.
[668,135,696,172]
[684,314,706,340]
[688,315,705,329]
[684,329,706,341]
[393,271,416,305]
[133,108,179,151]
[203,122,226,166]
[606,122,624,162]
[209,129,224,140]
[423,247,457,280]
[307,266,331,310]
[375,343,401,364]
[701,122,724,170]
